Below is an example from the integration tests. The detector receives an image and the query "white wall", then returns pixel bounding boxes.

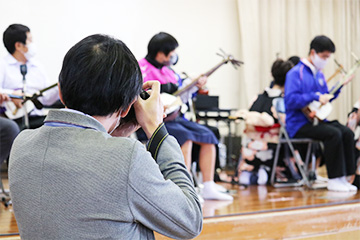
[0,0,242,110]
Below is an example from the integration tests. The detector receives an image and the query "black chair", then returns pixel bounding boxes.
[270,97,320,188]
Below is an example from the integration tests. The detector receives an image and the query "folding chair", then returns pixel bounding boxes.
[270,97,318,188]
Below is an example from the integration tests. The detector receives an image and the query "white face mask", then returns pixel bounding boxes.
[24,43,37,60]
[108,112,122,135]
[162,53,178,66]
[170,53,178,65]
[311,52,327,70]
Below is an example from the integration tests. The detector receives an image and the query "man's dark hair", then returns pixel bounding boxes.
[309,35,336,54]
[288,56,300,66]
[59,34,143,116]
[3,24,30,54]
[271,59,294,87]
[146,32,179,59]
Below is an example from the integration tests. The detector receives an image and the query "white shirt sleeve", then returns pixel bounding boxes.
[36,64,59,106]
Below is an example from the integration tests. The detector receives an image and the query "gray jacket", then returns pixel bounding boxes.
[9,110,202,240]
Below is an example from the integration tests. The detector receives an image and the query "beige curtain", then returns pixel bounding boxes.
[237,0,360,124]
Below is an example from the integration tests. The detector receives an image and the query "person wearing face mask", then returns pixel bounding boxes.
[0,24,59,129]
[284,35,357,192]
[138,32,233,201]
[9,34,203,240]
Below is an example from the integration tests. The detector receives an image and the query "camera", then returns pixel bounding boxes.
[120,90,150,124]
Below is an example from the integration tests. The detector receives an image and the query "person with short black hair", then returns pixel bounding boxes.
[0,24,59,129]
[9,34,202,239]
[347,99,360,189]
[287,56,300,67]
[285,35,356,192]
[138,32,233,201]
[239,59,294,185]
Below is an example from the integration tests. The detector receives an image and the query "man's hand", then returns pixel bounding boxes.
[319,94,334,105]
[0,93,10,105]
[195,75,207,88]
[11,90,23,108]
[134,81,164,138]
[110,118,140,138]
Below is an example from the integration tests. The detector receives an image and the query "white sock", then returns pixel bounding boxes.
[257,168,268,185]
[340,176,358,192]
[239,171,251,185]
[202,181,233,201]
[327,177,349,192]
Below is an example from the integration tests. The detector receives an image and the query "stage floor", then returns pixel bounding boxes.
[202,183,360,218]
[1,175,360,239]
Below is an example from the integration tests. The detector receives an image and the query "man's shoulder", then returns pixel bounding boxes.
[11,128,41,156]
[0,56,8,70]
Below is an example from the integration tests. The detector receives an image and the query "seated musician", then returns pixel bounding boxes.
[9,34,202,239]
[238,59,295,185]
[285,35,357,192]
[347,99,360,188]
[0,24,59,129]
[138,32,233,201]
[0,93,20,165]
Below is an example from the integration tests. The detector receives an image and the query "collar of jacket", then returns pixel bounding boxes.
[44,109,107,133]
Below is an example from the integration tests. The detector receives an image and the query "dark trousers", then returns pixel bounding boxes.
[294,120,356,179]
[0,117,20,164]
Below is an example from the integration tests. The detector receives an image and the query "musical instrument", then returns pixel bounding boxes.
[325,59,346,83]
[162,50,244,120]
[304,54,360,122]
[4,83,58,119]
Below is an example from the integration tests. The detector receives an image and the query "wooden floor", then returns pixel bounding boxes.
[1,174,360,239]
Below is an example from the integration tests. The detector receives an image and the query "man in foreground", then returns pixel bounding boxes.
[9,34,202,239]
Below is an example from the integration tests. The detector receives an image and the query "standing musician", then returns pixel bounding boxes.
[0,24,59,129]
[138,32,233,201]
[285,35,357,192]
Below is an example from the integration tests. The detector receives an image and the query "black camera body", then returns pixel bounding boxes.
[121,90,150,123]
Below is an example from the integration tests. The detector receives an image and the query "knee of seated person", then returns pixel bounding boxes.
[327,127,342,141]
[343,127,355,139]
[1,119,20,137]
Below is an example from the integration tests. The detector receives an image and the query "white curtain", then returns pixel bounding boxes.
[237,0,360,123]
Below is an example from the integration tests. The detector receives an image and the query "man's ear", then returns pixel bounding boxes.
[58,84,66,106]
[309,49,316,56]
[14,42,25,52]
[120,99,137,118]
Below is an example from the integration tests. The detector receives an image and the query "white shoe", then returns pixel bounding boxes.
[341,177,358,192]
[327,177,350,192]
[315,175,328,183]
[214,183,228,193]
[257,168,268,185]
[239,171,251,185]
[202,181,233,201]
